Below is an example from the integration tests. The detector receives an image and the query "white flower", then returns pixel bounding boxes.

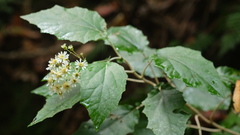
[55,51,69,63]
[62,81,71,91]
[75,59,88,70]
[46,58,58,70]
[69,78,79,87]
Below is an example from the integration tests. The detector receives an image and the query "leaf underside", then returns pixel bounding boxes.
[29,85,81,126]
[73,105,139,135]
[106,25,149,53]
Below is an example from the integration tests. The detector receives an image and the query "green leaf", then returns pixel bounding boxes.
[106,25,149,53]
[217,66,240,88]
[28,85,81,126]
[119,47,163,78]
[79,61,127,129]
[173,79,231,111]
[73,105,139,135]
[133,116,155,135]
[31,84,53,98]
[21,5,107,44]
[152,46,228,96]
[142,89,190,135]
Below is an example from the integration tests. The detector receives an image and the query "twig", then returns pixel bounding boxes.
[195,115,202,135]
[210,94,231,121]
[125,70,135,73]
[141,53,160,84]
[186,124,221,132]
[127,78,145,83]
[141,61,152,77]
[163,73,175,88]
[106,38,157,87]
[109,57,121,62]
[186,104,240,135]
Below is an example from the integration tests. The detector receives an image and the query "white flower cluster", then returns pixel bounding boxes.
[44,50,88,95]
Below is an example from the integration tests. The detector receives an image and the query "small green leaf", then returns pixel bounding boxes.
[28,85,81,126]
[73,105,139,135]
[142,89,190,135]
[21,5,107,44]
[217,66,240,88]
[79,61,127,129]
[31,84,53,98]
[152,46,228,96]
[119,47,163,78]
[106,25,149,53]
[173,79,231,111]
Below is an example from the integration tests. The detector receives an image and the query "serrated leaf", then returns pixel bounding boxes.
[21,5,107,44]
[31,84,53,98]
[119,47,163,78]
[217,66,240,88]
[142,89,190,135]
[73,105,139,135]
[105,25,149,53]
[152,46,228,96]
[173,79,231,111]
[29,85,81,126]
[79,61,127,129]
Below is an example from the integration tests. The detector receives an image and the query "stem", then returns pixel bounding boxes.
[186,124,221,132]
[125,70,135,73]
[109,56,121,62]
[127,78,145,83]
[163,73,175,88]
[209,94,231,121]
[142,53,159,84]
[195,115,202,135]
[186,104,240,135]
[141,61,152,77]
[106,38,156,87]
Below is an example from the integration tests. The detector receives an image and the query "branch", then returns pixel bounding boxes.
[186,104,240,135]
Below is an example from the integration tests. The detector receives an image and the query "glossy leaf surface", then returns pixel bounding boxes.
[152,46,228,96]
[21,5,107,44]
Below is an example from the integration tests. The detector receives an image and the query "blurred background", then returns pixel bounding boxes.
[1,0,240,135]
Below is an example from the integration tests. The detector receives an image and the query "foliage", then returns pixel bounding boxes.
[21,5,240,135]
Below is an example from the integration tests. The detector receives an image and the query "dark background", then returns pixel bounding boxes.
[1,0,240,135]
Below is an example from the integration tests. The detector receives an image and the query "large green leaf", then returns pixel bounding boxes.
[73,105,139,135]
[152,46,228,96]
[21,5,107,44]
[142,90,190,135]
[79,61,127,129]
[28,85,81,126]
[173,79,231,111]
[119,47,163,78]
[105,25,149,53]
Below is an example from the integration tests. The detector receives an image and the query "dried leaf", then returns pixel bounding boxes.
[233,80,240,112]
